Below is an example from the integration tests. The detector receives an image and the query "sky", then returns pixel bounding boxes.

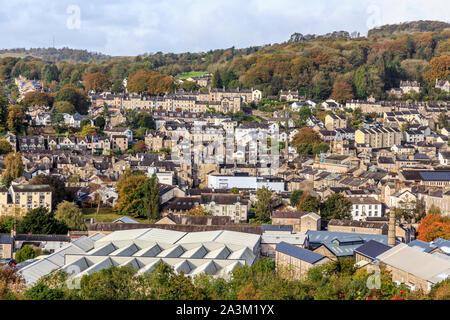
[0,0,448,56]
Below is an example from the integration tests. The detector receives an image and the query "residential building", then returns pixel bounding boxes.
[275,241,330,279]
[271,211,321,233]
[350,197,383,221]
[368,243,450,292]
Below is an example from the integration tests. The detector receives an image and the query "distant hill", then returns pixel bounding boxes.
[288,31,359,43]
[368,20,450,37]
[0,47,111,63]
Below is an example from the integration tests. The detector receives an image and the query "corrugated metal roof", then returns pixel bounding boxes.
[377,244,450,284]
[19,228,261,284]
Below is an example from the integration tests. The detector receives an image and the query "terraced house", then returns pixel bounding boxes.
[0,184,52,216]
[355,127,402,148]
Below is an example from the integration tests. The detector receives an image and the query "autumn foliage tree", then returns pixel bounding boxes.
[7,105,25,134]
[424,55,450,83]
[330,79,354,102]
[115,170,160,220]
[0,139,12,155]
[417,213,450,242]
[292,127,324,155]
[21,91,54,109]
[83,72,111,92]
[187,205,210,216]
[1,152,24,187]
[133,141,147,153]
[127,69,174,95]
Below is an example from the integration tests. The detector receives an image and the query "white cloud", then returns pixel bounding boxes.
[0,0,448,56]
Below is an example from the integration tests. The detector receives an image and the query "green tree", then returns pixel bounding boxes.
[80,124,96,137]
[320,194,352,221]
[180,80,197,91]
[212,70,223,88]
[297,194,321,213]
[115,170,157,218]
[400,123,409,132]
[438,111,448,129]
[54,101,76,114]
[41,64,60,83]
[254,187,272,222]
[54,201,86,231]
[77,266,137,300]
[0,139,12,154]
[0,89,9,130]
[230,187,240,194]
[17,207,68,235]
[143,173,160,221]
[312,142,330,155]
[94,116,106,129]
[15,245,41,263]
[24,283,65,300]
[2,152,24,187]
[136,112,156,130]
[55,84,89,115]
[290,190,303,207]
[298,105,311,123]
[21,91,54,109]
[110,79,125,93]
[0,216,15,233]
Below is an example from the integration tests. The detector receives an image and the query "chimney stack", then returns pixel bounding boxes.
[388,210,396,247]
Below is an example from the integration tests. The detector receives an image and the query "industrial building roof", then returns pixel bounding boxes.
[19,228,261,285]
[376,244,450,284]
[261,233,308,246]
[306,230,393,257]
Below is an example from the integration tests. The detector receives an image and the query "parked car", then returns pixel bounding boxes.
[0,258,17,267]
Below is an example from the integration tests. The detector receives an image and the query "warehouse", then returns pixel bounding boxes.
[19,228,261,285]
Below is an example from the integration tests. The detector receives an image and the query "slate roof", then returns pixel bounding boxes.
[354,240,391,260]
[408,238,450,255]
[10,184,52,193]
[433,238,450,255]
[328,219,387,230]
[0,234,13,244]
[271,211,309,219]
[306,230,394,257]
[275,241,326,264]
[419,171,450,181]
[261,225,293,232]
[112,216,140,224]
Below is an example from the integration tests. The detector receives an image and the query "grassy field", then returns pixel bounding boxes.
[0,53,28,59]
[82,207,148,223]
[176,71,208,80]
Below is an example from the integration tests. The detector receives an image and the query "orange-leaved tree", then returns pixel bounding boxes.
[424,55,450,83]
[417,213,450,242]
